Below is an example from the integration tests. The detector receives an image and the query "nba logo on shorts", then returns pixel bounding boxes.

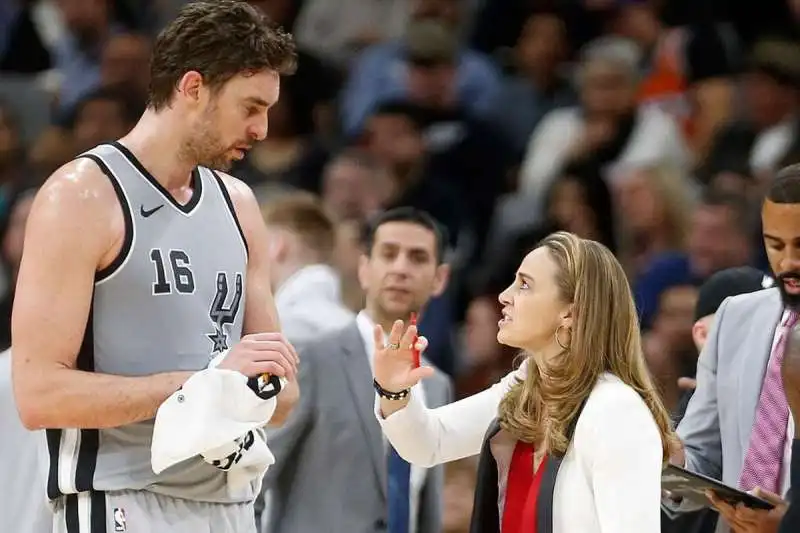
[113,508,127,531]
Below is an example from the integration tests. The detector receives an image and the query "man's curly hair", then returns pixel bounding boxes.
[147,0,296,111]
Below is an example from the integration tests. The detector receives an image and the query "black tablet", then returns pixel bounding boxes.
[662,464,775,511]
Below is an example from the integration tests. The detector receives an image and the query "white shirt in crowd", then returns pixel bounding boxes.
[273,264,354,348]
[750,116,797,178]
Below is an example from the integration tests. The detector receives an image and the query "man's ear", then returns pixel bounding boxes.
[357,253,370,292]
[692,319,708,351]
[175,70,205,108]
[431,263,451,297]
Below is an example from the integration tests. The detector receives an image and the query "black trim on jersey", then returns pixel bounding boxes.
[111,140,203,215]
[80,154,134,283]
[75,301,99,492]
[64,491,107,533]
[211,170,249,258]
[46,299,100,499]
[45,429,62,499]
[75,302,100,493]
[65,494,79,533]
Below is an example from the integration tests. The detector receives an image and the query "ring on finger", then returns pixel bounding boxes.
[387,342,400,350]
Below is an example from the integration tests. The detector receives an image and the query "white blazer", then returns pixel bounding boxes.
[375,365,664,533]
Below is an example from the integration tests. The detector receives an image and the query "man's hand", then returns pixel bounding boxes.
[733,488,787,533]
[708,489,787,533]
[217,332,299,381]
[708,491,752,532]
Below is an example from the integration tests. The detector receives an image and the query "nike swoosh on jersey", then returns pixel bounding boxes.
[140,204,165,217]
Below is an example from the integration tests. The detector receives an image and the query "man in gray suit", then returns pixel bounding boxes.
[669,164,800,533]
[664,266,773,533]
[259,207,453,533]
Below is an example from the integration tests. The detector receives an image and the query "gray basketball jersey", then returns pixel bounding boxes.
[45,142,254,503]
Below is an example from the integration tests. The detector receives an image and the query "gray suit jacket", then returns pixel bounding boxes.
[258,322,452,533]
[674,288,784,529]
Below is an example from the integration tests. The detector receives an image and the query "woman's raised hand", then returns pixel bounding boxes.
[373,319,435,393]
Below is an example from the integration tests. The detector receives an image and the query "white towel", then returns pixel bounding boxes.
[151,361,286,499]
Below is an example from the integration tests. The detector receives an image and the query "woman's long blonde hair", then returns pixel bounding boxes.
[497,231,677,460]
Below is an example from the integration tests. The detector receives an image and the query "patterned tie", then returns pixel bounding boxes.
[387,445,411,533]
[739,311,798,493]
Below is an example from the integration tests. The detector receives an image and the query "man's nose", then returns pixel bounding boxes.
[249,116,268,142]
[780,249,800,272]
[388,255,412,275]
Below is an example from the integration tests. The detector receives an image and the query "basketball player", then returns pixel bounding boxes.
[11,2,299,532]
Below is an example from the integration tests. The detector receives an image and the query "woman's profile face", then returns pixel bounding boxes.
[497,247,571,352]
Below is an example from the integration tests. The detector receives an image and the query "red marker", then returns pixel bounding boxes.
[410,312,420,368]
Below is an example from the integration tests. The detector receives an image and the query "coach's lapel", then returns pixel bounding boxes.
[340,323,387,500]
[737,292,783,451]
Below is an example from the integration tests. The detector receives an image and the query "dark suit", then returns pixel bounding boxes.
[779,439,800,533]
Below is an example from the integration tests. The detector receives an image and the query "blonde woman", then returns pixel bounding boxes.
[372,232,675,533]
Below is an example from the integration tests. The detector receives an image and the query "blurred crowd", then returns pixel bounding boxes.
[2,0,800,532]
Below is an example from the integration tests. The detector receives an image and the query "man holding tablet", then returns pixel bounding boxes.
[668,164,800,533]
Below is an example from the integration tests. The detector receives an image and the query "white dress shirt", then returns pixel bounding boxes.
[356,311,427,533]
[274,264,354,348]
[375,362,663,533]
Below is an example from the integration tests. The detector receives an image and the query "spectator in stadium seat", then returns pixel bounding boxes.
[260,192,354,349]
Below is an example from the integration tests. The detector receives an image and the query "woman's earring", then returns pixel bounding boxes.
[555,325,570,350]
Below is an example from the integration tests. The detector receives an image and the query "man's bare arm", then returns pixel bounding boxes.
[12,159,193,430]
[219,173,299,426]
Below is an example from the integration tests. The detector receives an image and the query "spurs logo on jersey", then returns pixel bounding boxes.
[207,272,244,354]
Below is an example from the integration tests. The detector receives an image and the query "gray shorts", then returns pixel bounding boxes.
[51,490,256,533]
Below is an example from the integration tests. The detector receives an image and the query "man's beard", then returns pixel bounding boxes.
[776,271,800,311]
[179,106,245,171]
[180,128,234,171]
[197,150,235,171]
